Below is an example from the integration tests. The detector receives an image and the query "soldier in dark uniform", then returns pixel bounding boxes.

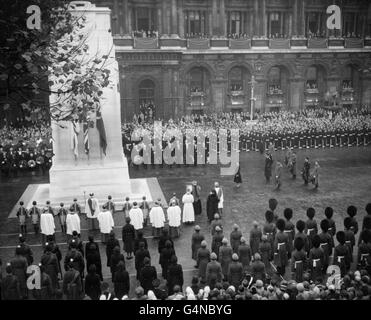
[29,201,40,235]
[264,152,273,184]
[57,203,68,234]
[273,219,289,277]
[302,157,311,185]
[305,207,318,250]
[318,219,334,274]
[291,237,307,283]
[308,235,324,283]
[333,231,351,277]
[16,201,28,235]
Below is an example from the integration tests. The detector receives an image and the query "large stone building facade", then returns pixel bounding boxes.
[91,0,371,121]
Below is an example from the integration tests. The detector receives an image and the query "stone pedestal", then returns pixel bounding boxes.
[49,1,131,202]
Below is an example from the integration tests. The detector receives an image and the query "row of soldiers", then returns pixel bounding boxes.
[0,145,52,177]
[192,201,371,287]
[240,128,371,153]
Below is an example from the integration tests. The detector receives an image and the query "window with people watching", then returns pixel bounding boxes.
[267,12,288,38]
[343,12,360,38]
[184,10,207,38]
[306,11,325,38]
[131,7,157,37]
[227,11,246,37]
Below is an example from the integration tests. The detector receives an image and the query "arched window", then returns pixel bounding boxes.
[267,66,288,95]
[229,67,243,92]
[138,79,155,105]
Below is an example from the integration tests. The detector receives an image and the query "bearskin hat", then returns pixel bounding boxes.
[336,231,346,244]
[366,203,371,215]
[276,218,286,232]
[320,219,329,232]
[294,237,305,251]
[347,205,357,218]
[324,207,334,219]
[265,210,274,223]
[284,208,293,220]
[312,235,321,248]
[296,220,306,233]
[306,207,315,219]
[268,198,278,211]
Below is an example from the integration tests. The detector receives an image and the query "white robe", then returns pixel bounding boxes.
[149,206,165,228]
[129,207,144,230]
[214,187,224,209]
[66,213,81,235]
[40,213,55,235]
[167,205,181,227]
[97,210,114,234]
[182,193,195,223]
[85,198,100,218]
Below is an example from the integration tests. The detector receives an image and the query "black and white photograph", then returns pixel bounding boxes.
[0,0,371,307]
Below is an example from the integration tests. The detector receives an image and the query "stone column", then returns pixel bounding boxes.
[162,0,168,35]
[261,0,267,37]
[297,0,305,37]
[254,77,267,112]
[220,0,226,36]
[211,79,227,113]
[290,77,305,111]
[123,0,129,34]
[171,0,178,37]
[178,0,184,38]
[127,5,132,34]
[113,0,119,35]
[361,76,371,105]
[253,0,259,36]
[292,0,298,36]
[212,0,218,36]
[157,7,163,35]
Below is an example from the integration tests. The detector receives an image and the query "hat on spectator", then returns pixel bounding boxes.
[210,252,217,260]
[256,280,263,288]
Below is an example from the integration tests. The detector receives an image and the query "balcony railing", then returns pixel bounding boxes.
[113,35,370,50]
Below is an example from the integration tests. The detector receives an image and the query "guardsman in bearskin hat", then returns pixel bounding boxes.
[343,217,356,263]
[294,220,310,255]
[318,219,334,273]
[333,231,351,277]
[273,218,289,277]
[346,205,359,235]
[324,207,336,238]
[263,210,276,260]
[305,207,318,250]
[291,237,307,283]
[308,234,324,283]
[357,229,371,272]
[283,208,295,259]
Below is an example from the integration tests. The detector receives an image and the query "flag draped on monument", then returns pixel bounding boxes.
[83,119,90,155]
[96,107,107,155]
[71,120,80,158]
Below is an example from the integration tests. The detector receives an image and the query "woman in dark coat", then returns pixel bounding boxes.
[86,243,103,280]
[110,246,125,280]
[206,190,219,222]
[10,247,28,299]
[134,230,148,253]
[40,245,59,292]
[106,231,120,267]
[113,261,130,299]
[140,257,157,294]
[84,264,101,300]
[197,240,210,284]
[122,217,136,259]
[233,164,242,188]
[167,255,184,295]
[135,242,150,280]
[159,240,176,279]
